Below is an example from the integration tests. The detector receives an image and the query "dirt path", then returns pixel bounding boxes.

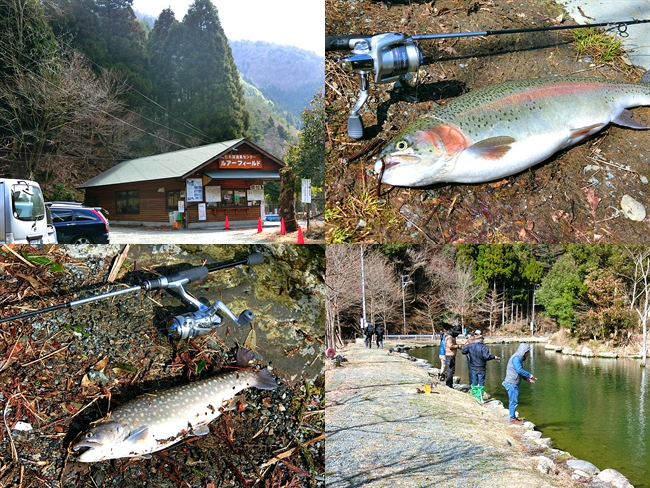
[325,342,583,488]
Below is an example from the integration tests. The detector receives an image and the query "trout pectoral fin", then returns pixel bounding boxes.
[125,426,149,444]
[465,136,515,160]
[613,109,649,129]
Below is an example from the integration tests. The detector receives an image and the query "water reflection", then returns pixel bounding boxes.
[410,343,650,487]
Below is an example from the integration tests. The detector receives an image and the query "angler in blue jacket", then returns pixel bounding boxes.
[461,330,499,402]
[502,343,537,425]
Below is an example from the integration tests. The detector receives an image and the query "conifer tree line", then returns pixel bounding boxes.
[0,0,261,197]
[326,244,650,362]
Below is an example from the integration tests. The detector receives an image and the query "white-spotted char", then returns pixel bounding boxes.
[72,348,277,462]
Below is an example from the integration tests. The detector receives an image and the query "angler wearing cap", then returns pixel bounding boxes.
[461,330,500,403]
[444,325,462,388]
[503,343,537,425]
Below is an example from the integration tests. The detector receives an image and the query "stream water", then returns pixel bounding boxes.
[409,343,649,487]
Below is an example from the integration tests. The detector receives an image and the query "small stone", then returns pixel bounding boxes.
[621,194,646,221]
[597,468,634,488]
[535,437,553,449]
[572,469,592,479]
[567,459,600,475]
[641,176,649,184]
[533,456,558,475]
[523,430,542,440]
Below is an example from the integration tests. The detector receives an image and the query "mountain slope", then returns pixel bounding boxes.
[230,40,324,127]
[241,78,298,159]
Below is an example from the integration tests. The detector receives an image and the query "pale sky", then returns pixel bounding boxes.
[131,0,324,56]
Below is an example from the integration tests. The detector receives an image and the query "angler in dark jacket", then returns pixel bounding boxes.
[502,343,537,424]
[462,330,499,403]
[375,325,385,349]
[364,323,375,348]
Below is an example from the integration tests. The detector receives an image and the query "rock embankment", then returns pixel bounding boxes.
[325,342,634,488]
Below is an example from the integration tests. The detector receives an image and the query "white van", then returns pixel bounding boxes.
[1,179,57,244]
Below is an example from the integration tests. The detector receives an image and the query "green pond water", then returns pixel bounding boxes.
[409,343,649,487]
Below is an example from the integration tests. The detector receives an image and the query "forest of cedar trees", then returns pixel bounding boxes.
[0,0,249,200]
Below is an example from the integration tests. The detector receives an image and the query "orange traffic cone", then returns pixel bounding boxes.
[224,215,231,230]
[280,218,286,235]
[257,217,263,233]
[297,226,304,244]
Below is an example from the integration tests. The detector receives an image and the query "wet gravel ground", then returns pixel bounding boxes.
[325,343,583,488]
[0,244,324,488]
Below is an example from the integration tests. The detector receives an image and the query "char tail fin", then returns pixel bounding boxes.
[253,367,278,390]
[235,347,256,367]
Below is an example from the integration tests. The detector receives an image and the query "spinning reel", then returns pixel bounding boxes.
[0,253,264,341]
[327,19,650,139]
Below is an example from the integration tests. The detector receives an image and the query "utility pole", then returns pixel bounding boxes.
[401,274,413,335]
[531,284,540,336]
[360,245,367,331]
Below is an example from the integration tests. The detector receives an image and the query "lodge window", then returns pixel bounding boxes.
[116,190,140,214]
[221,189,248,207]
[166,190,181,210]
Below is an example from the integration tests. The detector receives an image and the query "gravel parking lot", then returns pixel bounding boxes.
[108,221,323,244]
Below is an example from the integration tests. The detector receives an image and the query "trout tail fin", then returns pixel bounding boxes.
[641,70,650,84]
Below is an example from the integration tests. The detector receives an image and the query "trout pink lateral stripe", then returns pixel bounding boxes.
[375,76,650,187]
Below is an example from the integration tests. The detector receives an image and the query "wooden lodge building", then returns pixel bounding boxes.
[78,138,283,228]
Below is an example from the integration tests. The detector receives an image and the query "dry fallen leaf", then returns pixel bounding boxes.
[584,187,601,216]
[94,357,109,371]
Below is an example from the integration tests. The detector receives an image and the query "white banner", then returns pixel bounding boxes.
[301,179,312,203]
[205,186,221,203]
[198,203,206,221]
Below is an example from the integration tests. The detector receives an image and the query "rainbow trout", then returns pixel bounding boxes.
[375,76,650,186]
[72,348,277,462]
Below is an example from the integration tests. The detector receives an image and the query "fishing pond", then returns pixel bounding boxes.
[409,343,649,487]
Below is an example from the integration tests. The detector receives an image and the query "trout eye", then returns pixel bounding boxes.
[85,432,93,438]
[395,140,408,151]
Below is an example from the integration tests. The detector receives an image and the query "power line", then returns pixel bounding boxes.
[0,38,202,149]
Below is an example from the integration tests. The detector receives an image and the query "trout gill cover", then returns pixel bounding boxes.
[375,76,650,187]
[72,348,277,462]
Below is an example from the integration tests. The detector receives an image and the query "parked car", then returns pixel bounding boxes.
[47,202,110,244]
[1,178,56,244]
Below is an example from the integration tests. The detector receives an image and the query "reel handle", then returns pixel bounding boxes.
[326,34,372,51]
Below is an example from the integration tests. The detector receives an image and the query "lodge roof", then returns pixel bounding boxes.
[77,138,284,188]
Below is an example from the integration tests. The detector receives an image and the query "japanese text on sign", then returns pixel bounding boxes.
[218,154,262,169]
[186,178,203,202]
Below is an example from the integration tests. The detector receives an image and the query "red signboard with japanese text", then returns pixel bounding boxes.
[218,153,262,169]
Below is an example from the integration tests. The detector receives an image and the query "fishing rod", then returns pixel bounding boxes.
[326,18,650,138]
[0,252,264,341]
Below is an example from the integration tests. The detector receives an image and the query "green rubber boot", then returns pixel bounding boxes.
[470,385,479,400]
[477,386,485,404]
